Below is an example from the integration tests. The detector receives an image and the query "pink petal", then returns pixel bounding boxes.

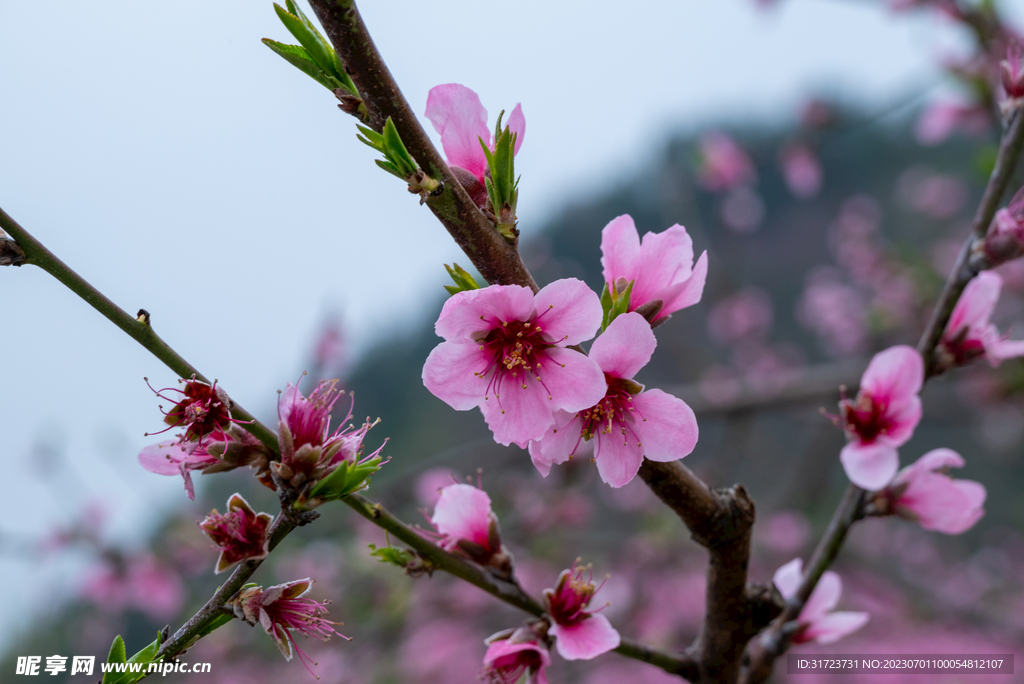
[483,639,551,669]
[860,345,923,407]
[589,312,656,379]
[772,558,803,600]
[550,614,621,660]
[801,611,869,644]
[528,413,584,477]
[594,428,645,488]
[534,278,602,346]
[948,271,1000,338]
[986,337,1024,365]
[659,250,709,318]
[882,393,922,447]
[424,84,490,180]
[630,225,696,308]
[631,389,699,463]
[508,103,526,156]
[840,441,899,490]
[422,341,490,411]
[541,347,608,413]
[138,441,184,475]
[801,571,841,622]
[435,285,535,342]
[480,375,559,448]
[899,447,964,479]
[600,215,642,286]
[432,483,492,547]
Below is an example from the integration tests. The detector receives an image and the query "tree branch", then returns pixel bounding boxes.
[342,492,699,678]
[306,0,538,292]
[156,514,298,661]
[0,207,281,455]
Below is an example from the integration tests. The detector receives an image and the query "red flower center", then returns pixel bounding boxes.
[476,319,550,399]
[841,392,891,443]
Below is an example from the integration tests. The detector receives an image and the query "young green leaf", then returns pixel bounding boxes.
[262,39,339,90]
[443,263,481,295]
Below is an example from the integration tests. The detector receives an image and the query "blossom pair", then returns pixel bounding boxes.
[423,216,705,487]
[430,483,619,669]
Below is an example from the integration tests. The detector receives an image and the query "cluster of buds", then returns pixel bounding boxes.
[271,380,386,510]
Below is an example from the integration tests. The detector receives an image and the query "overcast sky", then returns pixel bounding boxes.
[1,0,1019,648]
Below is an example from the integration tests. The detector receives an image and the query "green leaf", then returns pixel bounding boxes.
[443,263,481,295]
[602,280,634,329]
[102,633,163,684]
[368,542,414,567]
[262,39,340,90]
[308,456,384,502]
[273,2,353,94]
[310,460,350,499]
[195,613,234,640]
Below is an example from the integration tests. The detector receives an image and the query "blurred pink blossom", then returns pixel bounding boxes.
[884,448,986,534]
[942,271,1024,367]
[896,167,967,219]
[414,468,457,508]
[796,268,869,357]
[696,132,756,191]
[82,553,185,620]
[914,99,990,146]
[761,510,812,554]
[708,288,773,345]
[720,186,766,234]
[780,143,823,198]
[774,559,869,644]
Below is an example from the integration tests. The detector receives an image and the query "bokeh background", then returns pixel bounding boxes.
[2,0,1024,681]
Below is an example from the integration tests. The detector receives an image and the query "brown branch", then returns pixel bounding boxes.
[638,460,757,683]
[0,234,26,266]
[342,492,699,678]
[306,0,538,292]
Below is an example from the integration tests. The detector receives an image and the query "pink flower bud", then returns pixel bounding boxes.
[198,493,272,573]
[431,483,512,576]
[1001,43,1024,100]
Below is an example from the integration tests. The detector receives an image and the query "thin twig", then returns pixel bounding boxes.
[342,492,699,678]
[0,207,281,455]
[156,514,298,661]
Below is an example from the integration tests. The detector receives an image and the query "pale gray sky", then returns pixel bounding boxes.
[0,0,1014,647]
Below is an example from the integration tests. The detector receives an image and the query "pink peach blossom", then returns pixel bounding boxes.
[425,83,525,182]
[942,271,1024,367]
[773,558,869,644]
[543,562,621,660]
[529,313,698,488]
[422,280,606,447]
[230,578,348,674]
[198,493,273,573]
[482,626,551,684]
[1001,43,1024,99]
[838,346,923,489]
[886,448,986,534]
[430,483,511,575]
[138,440,220,500]
[600,215,708,324]
[914,99,990,146]
[695,132,755,191]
